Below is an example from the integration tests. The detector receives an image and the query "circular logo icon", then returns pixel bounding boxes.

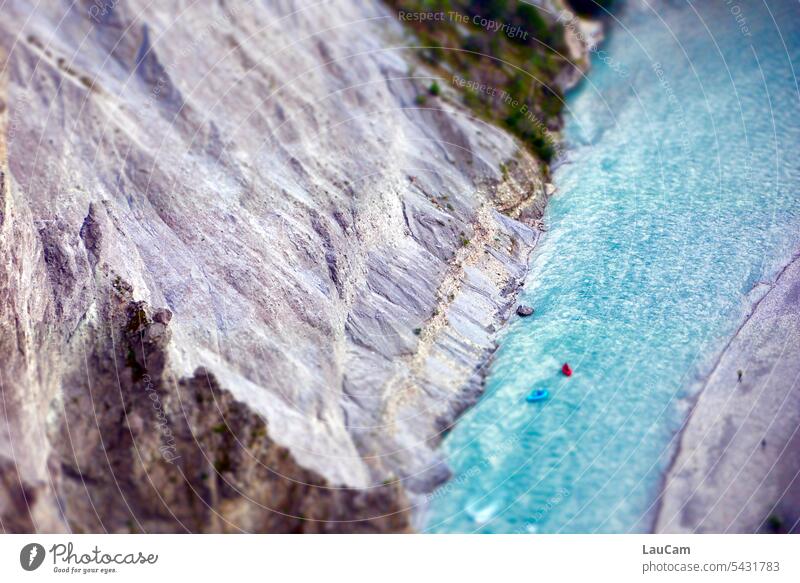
[20,543,46,571]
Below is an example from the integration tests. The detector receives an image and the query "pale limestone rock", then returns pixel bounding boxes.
[0,0,574,532]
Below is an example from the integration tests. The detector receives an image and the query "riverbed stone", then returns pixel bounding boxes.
[517,305,535,316]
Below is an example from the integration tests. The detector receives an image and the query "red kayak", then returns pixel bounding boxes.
[562,363,572,377]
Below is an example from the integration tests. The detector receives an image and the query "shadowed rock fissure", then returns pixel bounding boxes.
[50,280,409,533]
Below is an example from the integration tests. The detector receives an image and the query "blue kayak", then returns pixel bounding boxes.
[526,389,549,402]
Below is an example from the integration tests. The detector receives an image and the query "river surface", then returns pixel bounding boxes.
[427,0,800,533]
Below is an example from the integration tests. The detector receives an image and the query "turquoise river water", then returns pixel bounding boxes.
[427,1,800,533]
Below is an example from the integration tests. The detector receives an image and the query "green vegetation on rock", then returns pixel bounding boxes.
[389,0,571,163]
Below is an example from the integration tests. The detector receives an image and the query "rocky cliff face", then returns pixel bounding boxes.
[0,0,589,532]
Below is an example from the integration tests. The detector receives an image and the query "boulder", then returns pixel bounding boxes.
[517,305,534,317]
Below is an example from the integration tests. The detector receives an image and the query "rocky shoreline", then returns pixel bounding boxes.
[655,252,800,533]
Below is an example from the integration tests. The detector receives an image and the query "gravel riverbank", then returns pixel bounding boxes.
[656,253,800,533]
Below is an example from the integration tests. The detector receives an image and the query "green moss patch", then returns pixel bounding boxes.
[389,0,570,163]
